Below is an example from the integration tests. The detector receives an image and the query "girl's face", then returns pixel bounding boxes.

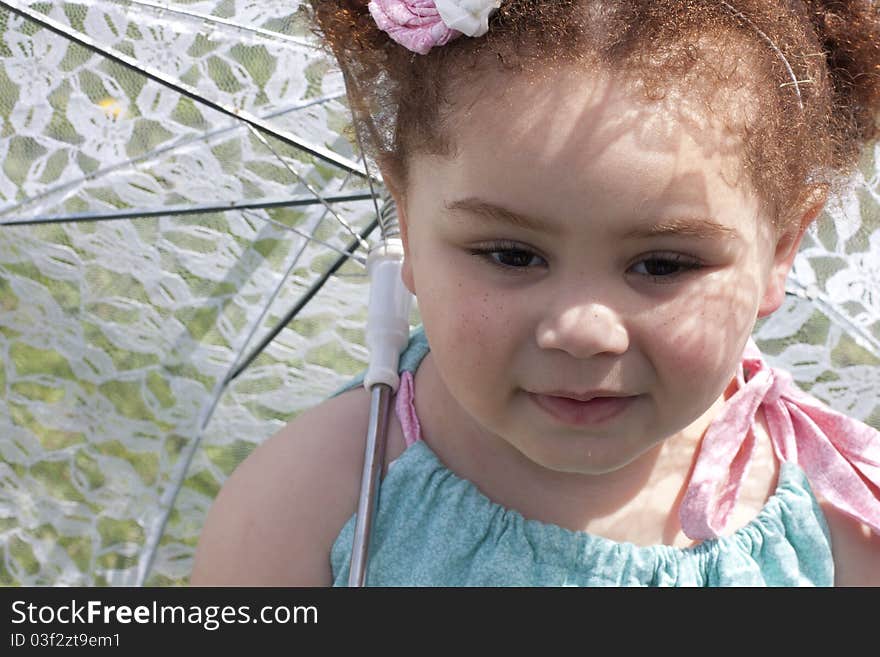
[398,66,802,475]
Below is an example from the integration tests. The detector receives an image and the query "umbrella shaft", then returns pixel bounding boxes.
[348,384,393,587]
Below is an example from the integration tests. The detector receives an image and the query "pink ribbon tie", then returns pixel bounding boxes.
[680,339,880,540]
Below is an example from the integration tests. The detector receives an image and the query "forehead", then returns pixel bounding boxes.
[415,63,762,225]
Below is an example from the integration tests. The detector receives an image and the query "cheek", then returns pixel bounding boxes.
[417,252,519,339]
[416,267,518,389]
[639,274,761,392]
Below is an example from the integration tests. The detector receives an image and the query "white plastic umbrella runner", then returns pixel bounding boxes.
[0,0,878,587]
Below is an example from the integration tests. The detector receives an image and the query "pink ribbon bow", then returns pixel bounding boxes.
[680,339,880,540]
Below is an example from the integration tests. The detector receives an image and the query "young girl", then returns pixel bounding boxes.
[191,0,880,586]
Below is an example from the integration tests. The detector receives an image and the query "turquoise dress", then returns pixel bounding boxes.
[329,328,834,586]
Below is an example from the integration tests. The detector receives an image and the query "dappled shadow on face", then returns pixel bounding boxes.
[454,62,767,330]
[436,59,776,442]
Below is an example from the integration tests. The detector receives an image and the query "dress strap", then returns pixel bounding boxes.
[394,370,423,447]
[680,338,880,540]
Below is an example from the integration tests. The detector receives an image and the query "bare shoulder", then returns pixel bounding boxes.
[822,503,880,586]
[190,385,373,586]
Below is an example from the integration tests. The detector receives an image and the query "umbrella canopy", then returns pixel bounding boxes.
[0,0,877,587]
[0,0,394,586]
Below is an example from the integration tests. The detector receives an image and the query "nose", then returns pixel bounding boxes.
[535,301,629,359]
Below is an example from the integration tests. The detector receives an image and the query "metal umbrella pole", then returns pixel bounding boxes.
[348,198,412,587]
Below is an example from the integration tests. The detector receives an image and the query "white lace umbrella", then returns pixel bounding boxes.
[0,0,404,586]
[0,0,877,586]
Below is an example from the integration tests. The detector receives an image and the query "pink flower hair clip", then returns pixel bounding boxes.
[368,0,502,55]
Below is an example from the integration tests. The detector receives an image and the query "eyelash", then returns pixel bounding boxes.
[628,253,704,282]
[468,241,548,273]
[468,241,703,282]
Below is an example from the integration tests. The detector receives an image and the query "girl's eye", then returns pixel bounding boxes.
[470,242,547,271]
[629,254,702,280]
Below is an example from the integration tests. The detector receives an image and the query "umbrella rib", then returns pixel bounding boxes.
[0,95,347,220]
[136,215,380,586]
[786,283,880,358]
[124,0,320,49]
[349,101,387,239]
[253,210,368,268]
[0,193,376,227]
[222,168,364,382]
[0,0,374,180]
[246,125,371,252]
[221,168,363,398]
[223,216,380,387]
[229,206,345,379]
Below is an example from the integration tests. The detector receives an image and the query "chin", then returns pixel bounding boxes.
[522,441,646,476]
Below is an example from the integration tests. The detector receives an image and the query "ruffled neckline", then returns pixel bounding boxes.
[387,437,821,559]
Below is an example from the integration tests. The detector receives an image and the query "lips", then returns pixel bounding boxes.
[528,391,636,426]
[539,389,625,403]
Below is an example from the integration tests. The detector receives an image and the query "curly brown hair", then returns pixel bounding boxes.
[309,0,880,230]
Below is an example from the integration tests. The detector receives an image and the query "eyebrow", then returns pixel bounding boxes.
[446,197,741,241]
[621,217,741,241]
[445,198,556,233]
